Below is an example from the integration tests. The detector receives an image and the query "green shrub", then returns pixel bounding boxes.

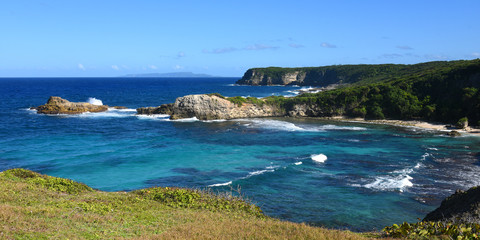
[383,221,480,239]
[227,96,247,107]
[366,105,385,119]
[456,117,468,129]
[132,187,264,217]
[1,168,93,194]
[207,93,226,99]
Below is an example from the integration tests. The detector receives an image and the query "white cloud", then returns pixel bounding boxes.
[203,47,238,54]
[245,44,278,51]
[396,45,413,50]
[148,65,158,70]
[424,54,448,60]
[177,51,186,58]
[174,65,184,70]
[321,42,337,48]
[112,65,120,71]
[78,63,86,71]
[380,53,403,59]
[472,52,480,57]
[289,43,305,48]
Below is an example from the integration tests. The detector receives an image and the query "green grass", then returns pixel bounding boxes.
[0,169,371,239]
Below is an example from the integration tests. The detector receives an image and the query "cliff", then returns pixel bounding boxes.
[424,186,480,223]
[35,96,108,114]
[236,60,480,87]
[237,67,344,86]
[169,94,284,120]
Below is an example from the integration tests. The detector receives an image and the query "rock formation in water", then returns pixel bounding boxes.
[136,103,173,115]
[35,96,109,114]
[424,186,480,223]
[169,94,283,120]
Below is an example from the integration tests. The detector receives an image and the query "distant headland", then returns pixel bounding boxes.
[121,72,219,78]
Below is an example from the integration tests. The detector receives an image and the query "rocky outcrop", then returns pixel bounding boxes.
[136,104,173,115]
[169,94,283,120]
[236,68,346,86]
[35,96,108,114]
[424,186,480,223]
[287,103,341,117]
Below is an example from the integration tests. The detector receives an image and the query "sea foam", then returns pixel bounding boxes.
[311,154,327,163]
[87,97,103,106]
[364,174,413,192]
[208,181,233,187]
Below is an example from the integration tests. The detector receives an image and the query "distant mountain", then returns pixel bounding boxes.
[122,72,217,78]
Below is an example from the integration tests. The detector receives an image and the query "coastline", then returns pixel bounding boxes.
[313,116,480,137]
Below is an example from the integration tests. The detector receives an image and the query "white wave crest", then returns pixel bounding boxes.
[364,174,413,192]
[238,119,367,133]
[315,125,367,131]
[87,97,103,106]
[247,169,274,177]
[208,181,232,187]
[241,119,306,132]
[202,119,228,123]
[135,114,171,121]
[171,117,199,122]
[311,154,327,163]
[76,108,137,118]
[421,152,431,161]
[294,161,303,165]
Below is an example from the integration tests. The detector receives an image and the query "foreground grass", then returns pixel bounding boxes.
[0,169,371,239]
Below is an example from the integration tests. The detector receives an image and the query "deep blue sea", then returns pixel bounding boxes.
[1,77,479,231]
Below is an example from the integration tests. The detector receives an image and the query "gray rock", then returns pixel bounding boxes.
[169,94,283,120]
[137,104,173,115]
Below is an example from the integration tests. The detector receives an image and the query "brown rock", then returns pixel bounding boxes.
[36,96,108,114]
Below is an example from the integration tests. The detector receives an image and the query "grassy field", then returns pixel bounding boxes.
[0,169,373,239]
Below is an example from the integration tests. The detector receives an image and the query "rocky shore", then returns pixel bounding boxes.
[34,96,108,114]
[34,96,127,114]
[137,94,284,120]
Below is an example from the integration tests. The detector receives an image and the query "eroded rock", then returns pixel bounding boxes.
[35,96,108,114]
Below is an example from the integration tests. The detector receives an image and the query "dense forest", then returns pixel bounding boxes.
[249,59,480,126]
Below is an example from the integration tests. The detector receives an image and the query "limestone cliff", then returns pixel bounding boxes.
[236,67,348,86]
[169,94,283,120]
[35,96,108,114]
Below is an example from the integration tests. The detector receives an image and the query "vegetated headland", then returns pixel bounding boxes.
[136,59,480,134]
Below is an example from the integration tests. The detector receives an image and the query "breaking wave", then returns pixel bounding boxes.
[87,97,103,106]
[311,154,327,163]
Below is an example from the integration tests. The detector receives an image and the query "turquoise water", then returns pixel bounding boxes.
[1,77,479,231]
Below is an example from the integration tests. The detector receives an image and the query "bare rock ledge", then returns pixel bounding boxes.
[34,96,109,114]
[169,94,282,120]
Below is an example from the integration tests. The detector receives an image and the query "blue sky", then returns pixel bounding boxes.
[1,0,479,77]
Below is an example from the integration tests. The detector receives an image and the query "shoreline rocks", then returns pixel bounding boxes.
[136,104,173,115]
[424,186,480,223]
[169,94,283,120]
[35,96,109,114]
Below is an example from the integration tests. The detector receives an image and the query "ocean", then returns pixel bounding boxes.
[1,77,479,231]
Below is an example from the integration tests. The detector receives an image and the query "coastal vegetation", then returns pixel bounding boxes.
[235,59,480,126]
[0,168,368,239]
[3,168,480,239]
